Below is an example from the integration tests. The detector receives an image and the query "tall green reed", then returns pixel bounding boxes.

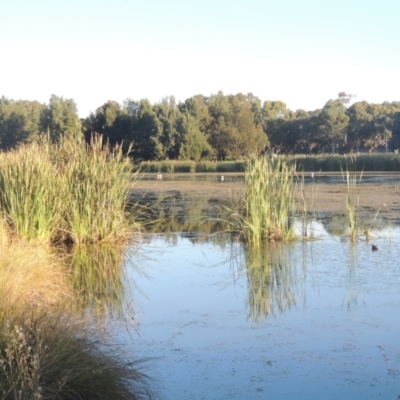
[341,157,363,241]
[239,156,296,244]
[0,142,64,242]
[0,135,139,244]
[60,135,138,243]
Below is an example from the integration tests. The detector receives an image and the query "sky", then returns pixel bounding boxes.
[1,0,399,117]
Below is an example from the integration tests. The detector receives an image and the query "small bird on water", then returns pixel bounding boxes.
[372,244,378,251]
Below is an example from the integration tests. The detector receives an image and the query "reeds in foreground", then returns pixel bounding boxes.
[60,135,139,243]
[0,312,155,400]
[239,156,296,244]
[0,135,139,244]
[0,141,64,242]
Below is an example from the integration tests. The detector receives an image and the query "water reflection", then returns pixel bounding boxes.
[133,189,232,242]
[237,244,300,322]
[64,244,133,316]
[134,189,396,246]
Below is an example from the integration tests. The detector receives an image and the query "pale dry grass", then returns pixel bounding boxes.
[0,312,156,400]
[0,239,72,317]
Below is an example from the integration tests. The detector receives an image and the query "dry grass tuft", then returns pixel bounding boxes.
[0,241,72,317]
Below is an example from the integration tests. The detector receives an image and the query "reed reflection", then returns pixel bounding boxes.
[343,242,365,310]
[244,243,299,322]
[65,244,133,316]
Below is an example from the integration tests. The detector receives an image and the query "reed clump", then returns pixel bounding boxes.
[0,135,139,244]
[60,135,139,243]
[0,141,63,243]
[239,156,296,244]
[341,157,362,241]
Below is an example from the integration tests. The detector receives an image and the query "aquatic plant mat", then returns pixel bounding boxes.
[132,172,400,223]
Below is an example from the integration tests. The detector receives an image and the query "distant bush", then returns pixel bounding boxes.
[140,160,246,173]
[293,153,400,172]
[139,154,400,174]
[140,160,196,173]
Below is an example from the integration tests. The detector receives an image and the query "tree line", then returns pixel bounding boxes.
[1,92,400,159]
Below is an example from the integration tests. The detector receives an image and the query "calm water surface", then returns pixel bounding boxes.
[122,179,400,400]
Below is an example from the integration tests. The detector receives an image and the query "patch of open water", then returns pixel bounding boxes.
[123,226,400,399]
[123,173,400,398]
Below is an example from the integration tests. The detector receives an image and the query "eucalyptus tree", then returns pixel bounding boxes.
[84,100,131,150]
[389,112,400,151]
[364,102,400,152]
[207,91,232,158]
[266,109,321,155]
[151,96,184,159]
[319,100,349,153]
[337,91,356,106]
[262,100,292,121]
[0,98,46,149]
[176,112,211,161]
[346,101,375,152]
[45,95,82,141]
[288,111,321,155]
[228,94,268,158]
[178,95,211,134]
[129,99,163,160]
[347,101,400,153]
[206,92,268,159]
[261,100,292,154]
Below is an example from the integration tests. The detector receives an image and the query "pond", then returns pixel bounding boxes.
[121,174,400,399]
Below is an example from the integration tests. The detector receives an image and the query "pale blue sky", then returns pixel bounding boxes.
[1,0,399,117]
